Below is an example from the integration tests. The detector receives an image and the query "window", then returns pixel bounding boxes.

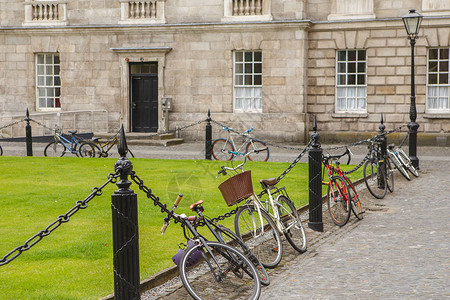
[427,48,450,112]
[234,51,262,112]
[36,54,61,109]
[336,50,367,112]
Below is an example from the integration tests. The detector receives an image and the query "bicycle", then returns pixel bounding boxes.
[322,148,364,227]
[212,126,269,162]
[0,144,2,156]
[218,150,307,269]
[79,133,135,158]
[160,194,262,300]
[386,132,419,179]
[44,128,96,157]
[363,137,395,199]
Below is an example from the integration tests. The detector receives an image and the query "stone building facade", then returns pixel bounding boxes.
[0,0,449,144]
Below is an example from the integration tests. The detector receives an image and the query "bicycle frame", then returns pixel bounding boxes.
[225,129,254,156]
[54,132,80,154]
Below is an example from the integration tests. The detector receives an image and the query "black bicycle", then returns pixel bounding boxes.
[161,194,262,300]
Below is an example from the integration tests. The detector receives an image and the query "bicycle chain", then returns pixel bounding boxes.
[0,172,119,266]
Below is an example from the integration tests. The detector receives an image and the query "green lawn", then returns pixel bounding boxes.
[0,156,362,299]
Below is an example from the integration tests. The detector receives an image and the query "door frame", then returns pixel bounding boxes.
[112,47,172,132]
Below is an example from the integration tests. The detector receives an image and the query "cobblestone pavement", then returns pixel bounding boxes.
[261,159,450,300]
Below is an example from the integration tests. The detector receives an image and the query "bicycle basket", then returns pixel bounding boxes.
[218,170,254,206]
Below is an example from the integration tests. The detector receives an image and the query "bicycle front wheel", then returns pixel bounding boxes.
[78,142,100,158]
[397,148,419,177]
[0,145,2,156]
[216,225,269,286]
[211,138,234,161]
[44,141,66,157]
[388,151,410,181]
[277,196,307,253]
[327,175,351,226]
[179,241,261,300]
[246,140,269,162]
[385,159,395,193]
[345,177,364,220]
[235,204,283,269]
[363,160,387,199]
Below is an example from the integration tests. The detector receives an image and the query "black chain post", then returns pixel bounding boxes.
[378,114,387,189]
[205,109,212,160]
[25,109,33,156]
[112,125,140,300]
[308,116,323,232]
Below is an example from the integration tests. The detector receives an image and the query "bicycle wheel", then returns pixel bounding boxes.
[211,138,234,161]
[387,150,410,181]
[78,142,100,158]
[0,145,2,156]
[344,177,364,220]
[246,140,269,162]
[128,149,135,158]
[397,148,419,177]
[234,204,283,269]
[385,159,395,193]
[276,195,307,253]
[44,141,66,157]
[327,175,351,226]
[216,225,269,286]
[179,241,261,300]
[363,159,387,199]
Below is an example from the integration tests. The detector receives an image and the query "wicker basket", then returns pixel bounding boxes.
[218,170,254,206]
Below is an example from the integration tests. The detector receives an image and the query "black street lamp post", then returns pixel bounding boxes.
[402,9,423,169]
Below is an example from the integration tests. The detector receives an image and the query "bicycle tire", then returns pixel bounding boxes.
[78,142,100,158]
[128,149,135,158]
[327,175,351,226]
[216,224,270,286]
[179,240,261,300]
[0,145,2,156]
[246,140,269,162]
[387,150,410,181]
[385,159,395,193]
[211,138,234,161]
[363,159,387,199]
[234,204,283,269]
[276,195,307,253]
[44,141,66,157]
[344,177,364,220]
[397,148,419,177]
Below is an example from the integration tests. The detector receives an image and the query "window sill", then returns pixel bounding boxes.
[332,113,368,118]
[233,110,263,114]
[424,113,450,119]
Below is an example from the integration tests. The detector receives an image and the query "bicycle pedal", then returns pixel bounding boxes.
[271,247,278,252]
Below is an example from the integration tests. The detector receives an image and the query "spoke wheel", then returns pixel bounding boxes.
[327,175,351,226]
[363,160,387,199]
[44,141,66,157]
[398,149,419,177]
[0,145,2,156]
[388,151,410,180]
[345,178,364,220]
[246,140,269,162]
[78,142,100,158]
[277,196,307,253]
[216,225,269,286]
[235,204,283,269]
[211,138,234,161]
[179,241,261,300]
[385,159,395,193]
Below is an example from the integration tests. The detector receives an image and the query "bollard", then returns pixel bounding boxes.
[308,116,323,232]
[205,109,212,160]
[111,125,140,300]
[25,109,33,156]
[378,114,387,189]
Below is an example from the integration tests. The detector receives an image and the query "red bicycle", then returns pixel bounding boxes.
[322,148,364,226]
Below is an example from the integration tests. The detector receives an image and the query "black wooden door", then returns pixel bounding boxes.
[131,75,158,132]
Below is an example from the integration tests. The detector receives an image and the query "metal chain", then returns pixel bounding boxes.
[341,151,370,175]
[0,120,25,131]
[198,208,238,226]
[276,139,313,182]
[0,172,119,266]
[29,118,58,132]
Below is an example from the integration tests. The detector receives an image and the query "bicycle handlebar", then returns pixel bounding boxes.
[323,147,352,165]
[161,194,184,234]
[217,147,269,176]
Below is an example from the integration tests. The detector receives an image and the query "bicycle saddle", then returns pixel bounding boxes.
[190,200,204,211]
[260,178,278,187]
[68,130,77,134]
[387,143,395,150]
[91,137,101,142]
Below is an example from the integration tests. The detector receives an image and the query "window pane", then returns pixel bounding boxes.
[235,52,243,62]
[429,74,437,84]
[245,75,252,85]
[348,74,356,85]
[358,50,366,61]
[439,74,448,84]
[244,52,252,62]
[235,63,243,73]
[348,62,356,73]
[440,49,449,59]
[357,62,365,73]
[338,63,346,73]
[245,63,252,73]
[235,75,243,85]
[338,74,346,85]
[254,52,262,62]
[357,74,365,85]
[254,63,262,73]
[39,98,45,107]
[429,49,438,60]
[338,51,346,61]
[46,76,53,86]
[440,61,448,72]
[55,76,61,86]
[45,54,53,64]
[37,65,45,75]
[429,61,438,72]
[38,76,45,86]
[54,55,60,64]
[348,51,356,61]
[46,66,53,75]
[254,75,262,85]
[37,55,44,64]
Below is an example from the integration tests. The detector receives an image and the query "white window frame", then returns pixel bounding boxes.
[335,49,367,113]
[426,48,450,113]
[36,53,61,111]
[233,51,263,113]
